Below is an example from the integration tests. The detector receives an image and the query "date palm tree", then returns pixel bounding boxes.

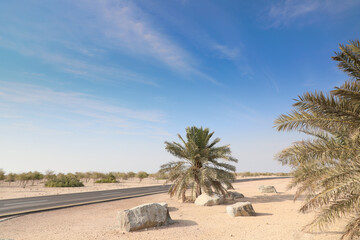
[274,40,360,239]
[160,126,238,202]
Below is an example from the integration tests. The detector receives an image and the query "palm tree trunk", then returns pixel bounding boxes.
[181,190,186,202]
[194,174,202,197]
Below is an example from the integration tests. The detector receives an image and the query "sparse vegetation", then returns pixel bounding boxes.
[275,40,360,239]
[127,171,136,178]
[45,173,84,187]
[95,173,117,183]
[160,126,238,202]
[0,168,5,180]
[0,170,158,187]
[236,172,291,177]
[136,171,149,182]
[5,173,16,185]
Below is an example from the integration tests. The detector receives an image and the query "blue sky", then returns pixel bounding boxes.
[0,0,359,174]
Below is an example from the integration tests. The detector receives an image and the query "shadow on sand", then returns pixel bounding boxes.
[255,212,273,216]
[124,219,198,233]
[169,219,198,228]
[168,207,179,212]
[222,194,296,206]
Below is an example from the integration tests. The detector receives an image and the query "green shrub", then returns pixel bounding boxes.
[115,172,128,180]
[136,171,149,182]
[0,169,5,180]
[5,173,16,182]
[95,173,117,183]
[127,171,136,178]
[236,172,291,177]
[152,172,169,180]
[45,170,56,181]
[45,174,84,187]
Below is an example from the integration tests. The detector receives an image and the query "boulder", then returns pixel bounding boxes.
[194,193,224,206]
[226,202,256,217]
[226,191,245,200]
[118,203,173,232]
[258,185,277,193]
[158,202,168,208]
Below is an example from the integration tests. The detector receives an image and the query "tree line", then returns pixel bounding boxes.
[0,169,167,187]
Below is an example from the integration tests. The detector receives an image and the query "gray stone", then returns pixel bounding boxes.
[258,185,277,193]
[226,202,256,217]
[118,203,173,232]
[194,193,224,206]
[158,202,168,208]
[226,191,245,200]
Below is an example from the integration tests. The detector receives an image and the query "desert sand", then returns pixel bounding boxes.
[0,178,345,240]
[0,178,167,200]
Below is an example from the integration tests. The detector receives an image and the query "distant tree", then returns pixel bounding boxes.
[90,172,105,182]
[160,126,237,202]
[5,173,16,185]
[127,171,136,178]
[75,172,86,181]
[17,172,31,188]
[45,173,84,187]
[114,172,128,181]
[136,171,149,182]
[95,173,117,183]
[45,170,56,181]
[30,171,44,185]
[0,169,5,181]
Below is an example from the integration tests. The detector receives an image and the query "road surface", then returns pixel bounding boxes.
[0,176,290,218]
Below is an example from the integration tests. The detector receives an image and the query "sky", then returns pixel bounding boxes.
[0,0,359,174]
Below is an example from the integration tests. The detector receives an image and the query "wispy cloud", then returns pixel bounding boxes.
[0,0,218,85]
[267,0,319,27]
[212,44,240,60]
[265,0,360,28]
[0,81,169,136]
[0,35,159,87]
[93,0,218,84]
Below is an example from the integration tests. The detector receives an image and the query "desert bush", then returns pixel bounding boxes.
[136,171,149,182]
[45,173,84,187]
[5,173,16,184]
[95,173,117,183]
[75,172,86,180]
[114,172,128,180]
[90,172,106,182]
[17,172,32,187]
[152,172,168,180]
[236,172,291,177]
[0,169,5,180]
[127,171,136,178]
[30,171,44,185]
[45,170,56,181]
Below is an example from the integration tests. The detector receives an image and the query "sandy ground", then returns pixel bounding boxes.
[0,178,345,240]
[0,178,167,200]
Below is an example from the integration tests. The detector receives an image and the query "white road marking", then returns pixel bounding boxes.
[3,199,48,206]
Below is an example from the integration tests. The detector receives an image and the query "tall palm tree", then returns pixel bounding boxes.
[160,126,238,202]
[274,40,360,240]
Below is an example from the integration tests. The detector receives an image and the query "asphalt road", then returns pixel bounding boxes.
[0,176,290,218]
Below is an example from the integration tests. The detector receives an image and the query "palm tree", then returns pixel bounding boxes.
[160,126,238,202]
[274,40,360,239]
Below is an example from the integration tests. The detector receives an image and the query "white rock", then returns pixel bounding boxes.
[158,202,168,208]
[194,193,224,206]
[226,202,256,217]
[118,203,173,232]
[258,185,277,193]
